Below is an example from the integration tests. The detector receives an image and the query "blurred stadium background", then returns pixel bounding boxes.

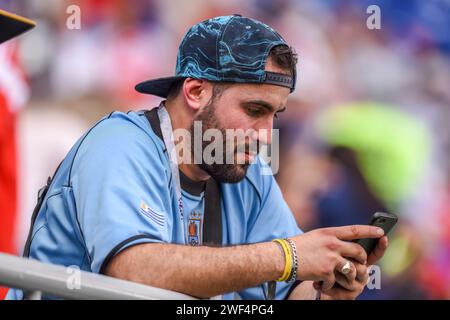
[1,0,449,299]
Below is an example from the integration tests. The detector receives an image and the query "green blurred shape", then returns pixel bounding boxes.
[316,102,430,209]
[380,234,415,277]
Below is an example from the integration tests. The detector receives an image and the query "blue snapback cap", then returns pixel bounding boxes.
[135,14,296,98]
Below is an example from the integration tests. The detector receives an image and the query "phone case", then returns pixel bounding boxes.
[355,212,398,255]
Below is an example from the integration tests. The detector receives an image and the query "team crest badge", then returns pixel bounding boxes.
[188,211,203,246]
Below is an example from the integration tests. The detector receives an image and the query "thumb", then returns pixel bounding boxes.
[313,281,322,290]
[321,275,335,292]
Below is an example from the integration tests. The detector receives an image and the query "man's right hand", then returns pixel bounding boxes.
[291,225,384,290]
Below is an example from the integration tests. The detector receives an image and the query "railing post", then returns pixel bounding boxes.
[0,253,196,300]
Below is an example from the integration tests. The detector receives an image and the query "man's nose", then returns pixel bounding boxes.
[253,118,273,146]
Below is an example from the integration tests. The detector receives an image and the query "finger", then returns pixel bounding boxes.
[321,274,336,292]
[317,285,354,300]
[319,283,362,300]
[330,225,384,241]
[367,236,388,265]
[338,241,368,264]
[353,262,368,282]
[334,272,358,291]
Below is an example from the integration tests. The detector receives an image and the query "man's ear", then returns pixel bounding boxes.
[182,78,213,111]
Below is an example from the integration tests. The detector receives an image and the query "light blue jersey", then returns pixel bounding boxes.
[7,110,302,300]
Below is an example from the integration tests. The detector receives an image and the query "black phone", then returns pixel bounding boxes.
[327,212,399,291]
[355,211,398,255]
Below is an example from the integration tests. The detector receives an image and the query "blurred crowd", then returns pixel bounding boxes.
[1,0,449,299]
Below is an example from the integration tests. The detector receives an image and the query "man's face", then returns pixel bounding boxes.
[191,60,290,183]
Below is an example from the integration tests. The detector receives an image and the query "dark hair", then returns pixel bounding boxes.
[167,45,297,99]
[269,44,298,77]
[167,78,186,99]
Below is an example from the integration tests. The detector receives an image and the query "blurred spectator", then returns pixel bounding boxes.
[0,41,29,298]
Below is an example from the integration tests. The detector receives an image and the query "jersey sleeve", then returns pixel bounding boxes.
[70,115,173,274]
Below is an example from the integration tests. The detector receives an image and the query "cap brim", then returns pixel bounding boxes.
[135,76,185,98]
[0,9,36,44]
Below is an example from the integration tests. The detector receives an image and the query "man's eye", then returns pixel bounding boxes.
[246,108,264,117]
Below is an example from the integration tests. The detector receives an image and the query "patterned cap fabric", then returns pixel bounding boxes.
[136,14,296,97]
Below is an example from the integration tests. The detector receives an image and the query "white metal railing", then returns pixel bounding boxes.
[0,253,196,300]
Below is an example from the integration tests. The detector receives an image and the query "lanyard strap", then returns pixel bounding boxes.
[156,105,186,243]
[145,105,222,246]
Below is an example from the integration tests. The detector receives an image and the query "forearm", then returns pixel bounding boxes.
[104,242,285,298]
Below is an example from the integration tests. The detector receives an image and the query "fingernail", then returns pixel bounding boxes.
[377,228,384,236]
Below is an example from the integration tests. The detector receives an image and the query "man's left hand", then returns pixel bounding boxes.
[313,236,388,300]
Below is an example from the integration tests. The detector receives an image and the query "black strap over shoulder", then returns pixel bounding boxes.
[144,108,222,246]
[22,162,62,257]
[203,177,222,246]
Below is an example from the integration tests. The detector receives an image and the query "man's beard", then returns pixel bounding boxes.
[190,100,252,184]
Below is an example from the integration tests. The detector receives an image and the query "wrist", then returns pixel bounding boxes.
[271,241,286,280]
[272,239,295,282]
